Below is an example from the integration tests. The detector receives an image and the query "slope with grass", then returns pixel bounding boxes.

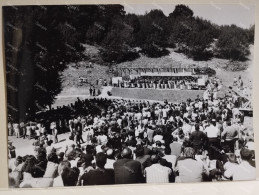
[53,44,254,107]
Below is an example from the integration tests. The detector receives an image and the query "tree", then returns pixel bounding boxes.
[216,25,250,61]
[4,6,85,121]
[169,5,193,18]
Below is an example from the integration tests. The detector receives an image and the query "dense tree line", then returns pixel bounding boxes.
[3,4,254,121]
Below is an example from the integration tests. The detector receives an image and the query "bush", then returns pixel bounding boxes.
[101,49,140,64]
[107,91,112,96]
[188,48,213,61]
[216,25,251,61]
[194,67,216,77]
[140,44,170,58]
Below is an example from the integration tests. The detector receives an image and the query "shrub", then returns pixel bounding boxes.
[107,91,112,96]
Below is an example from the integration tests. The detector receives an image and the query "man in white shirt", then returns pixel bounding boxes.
[182,118,192,137]
[224,148,256,181]
[204,119,220,138]
[204,119,220,159]
[144,155,172,183]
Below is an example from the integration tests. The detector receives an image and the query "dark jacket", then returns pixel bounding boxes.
[81,168,114,185]
[113,158,144,184]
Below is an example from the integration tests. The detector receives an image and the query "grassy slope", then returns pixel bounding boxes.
[54,44,254,105]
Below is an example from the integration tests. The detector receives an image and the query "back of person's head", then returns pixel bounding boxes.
[58,160,71,175]
[95,152,107,168]
[150,155,160,164]
[36,148,47,160]
[47,140,53,146]
[106,149,114,159]
[15,156,23,166]
[196,149,203,155]
[156,141,162,147]
[226,120,231,126]
[114,150,122,160]
[121,148,132,159]
[184,118,189,124]
[135,145,144,157]
[67,150,76,161]
[61,167,80,186]
[228,153,237,163]
[160,158,171,168]
[21,155,37,174]
[77,157,85,168]
[47,152,58,164]
[211,119,216,126]
[164,147,171,155]
[240,147,253,161]
[195,123,200,131]
[58,152,65,159]
[81,153,94,168]
[183,147,195,158]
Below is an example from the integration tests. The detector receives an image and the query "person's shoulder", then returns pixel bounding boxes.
[105,168,115,175]
[113,159,124,166]
[128,159,141,166]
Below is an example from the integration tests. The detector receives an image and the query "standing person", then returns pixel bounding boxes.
[89,87,93,96]
[81,152,115,185]
[93,88,96,96]
[20,122,26,139]
[13,123,20,138]
[75,122,84,145]
[189,123,207,152]
[8,142,16,159]
[25,123,32,140]
[238,76,243,90]
[51,122,58,144]
[113,148,144,184]
[233,76,237,86]
[204,119,220,159]
[84,126,94,144]
[221,121,238,153]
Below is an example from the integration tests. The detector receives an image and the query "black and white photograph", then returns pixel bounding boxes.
[3,3,256,188]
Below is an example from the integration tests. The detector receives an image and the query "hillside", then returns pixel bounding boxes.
[55,44,253,105]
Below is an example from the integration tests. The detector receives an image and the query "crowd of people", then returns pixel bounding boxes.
[8,77,255,188]
[113,76,206,90]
